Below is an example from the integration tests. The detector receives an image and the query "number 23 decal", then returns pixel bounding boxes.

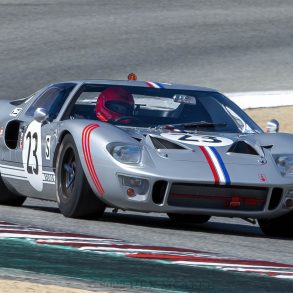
[22,121,43,191]
[160,133,233,146]
[26,131,39,175]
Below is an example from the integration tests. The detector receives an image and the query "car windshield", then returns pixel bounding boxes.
[70,85,262,134]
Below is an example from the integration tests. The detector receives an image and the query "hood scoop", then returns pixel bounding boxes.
[227,140,260,156]
[150,136,187,150]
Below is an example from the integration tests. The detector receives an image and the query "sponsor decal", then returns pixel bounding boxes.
[0,221,292,280]
[45,135,51,160]
[9,108,22,117]
[82,124,104,196]
[160,133,233,147]
[42,171,55,184]
[259,174,267,182]
[199,146,231,185]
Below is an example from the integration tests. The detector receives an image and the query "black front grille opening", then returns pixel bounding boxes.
[152,180,168,204]
[268,188,283,210]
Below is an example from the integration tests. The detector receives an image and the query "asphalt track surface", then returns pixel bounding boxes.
[0,0,293,291]
[1,0,293,100]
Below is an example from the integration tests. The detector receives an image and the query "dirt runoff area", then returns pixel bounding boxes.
[245,106,293,133]
[0,107,292,293]
[0,280,108,293]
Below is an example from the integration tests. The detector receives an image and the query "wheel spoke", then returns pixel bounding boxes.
[64,163,73,173]
[64,163,75,189]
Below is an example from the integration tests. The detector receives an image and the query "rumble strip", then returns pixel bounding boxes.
[0,221,292,280]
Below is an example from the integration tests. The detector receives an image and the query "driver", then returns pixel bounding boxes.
[96,87,134,122]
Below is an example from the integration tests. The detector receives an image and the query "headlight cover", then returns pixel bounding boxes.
[108,143,142,164]
[274,155,293,176]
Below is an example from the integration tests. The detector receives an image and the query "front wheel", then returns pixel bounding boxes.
[56,134,106,219]
[258,212,293,237]
[167,213,211,224]
[0,176,26,206]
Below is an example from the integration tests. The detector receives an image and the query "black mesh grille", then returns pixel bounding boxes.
[168,183,268,211]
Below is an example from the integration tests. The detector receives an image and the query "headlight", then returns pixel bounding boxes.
[108,143,142,164]
[274,155,293,176]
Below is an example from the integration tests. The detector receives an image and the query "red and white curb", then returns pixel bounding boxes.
[0,221,292,280]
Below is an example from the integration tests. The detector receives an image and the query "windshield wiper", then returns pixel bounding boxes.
[163,121,227,129]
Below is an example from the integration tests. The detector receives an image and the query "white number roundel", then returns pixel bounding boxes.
[160,133,233,146]
[22,121,43,191]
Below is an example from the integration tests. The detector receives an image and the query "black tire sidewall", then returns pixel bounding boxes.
[258,211,293,237]
[56,134,105,218]
[0,176,26,206]
[56,134,87,217]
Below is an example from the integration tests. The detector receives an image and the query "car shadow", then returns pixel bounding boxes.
[100,210,264,238]
[23,202,293,240]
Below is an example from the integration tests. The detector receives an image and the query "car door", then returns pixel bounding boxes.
[1,83,76,199]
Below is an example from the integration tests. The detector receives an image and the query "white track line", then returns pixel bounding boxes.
[226,91,293,109]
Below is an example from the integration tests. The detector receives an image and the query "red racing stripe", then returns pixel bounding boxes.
[145,81,155,88]
[84,125,104,195]
[170,193,265,204]
[199,146,220,184]
[86,125,104,195]
[84,124,104,195]
[82,124,104,196]
[83,125,100,192]
[82,125,99,192]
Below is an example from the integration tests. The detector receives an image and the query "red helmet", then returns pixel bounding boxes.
[96,87,134,121]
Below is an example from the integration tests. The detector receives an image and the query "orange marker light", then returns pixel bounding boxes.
[127,188,136,197]
[128,73,137,80]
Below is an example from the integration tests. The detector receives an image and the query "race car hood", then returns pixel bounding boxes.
[121,127,281,166]
[119,127,293,185]
[122,129,258,164]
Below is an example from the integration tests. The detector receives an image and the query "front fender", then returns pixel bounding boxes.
[56,120,140,201]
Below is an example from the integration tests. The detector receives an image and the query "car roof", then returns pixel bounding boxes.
[57,79,218,93]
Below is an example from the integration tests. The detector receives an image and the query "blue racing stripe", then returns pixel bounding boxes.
[210,147,231,185]
[155,82,164,89]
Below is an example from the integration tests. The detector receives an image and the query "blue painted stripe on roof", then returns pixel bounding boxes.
[155,82,164,89]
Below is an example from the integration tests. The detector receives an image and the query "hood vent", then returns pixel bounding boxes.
[228,141,259,156]
[133,137,142,142]
[150,136,186,150]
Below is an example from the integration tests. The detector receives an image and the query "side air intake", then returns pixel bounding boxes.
[152,181,168,204]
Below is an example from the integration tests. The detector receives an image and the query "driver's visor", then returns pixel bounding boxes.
[105,101,133,115]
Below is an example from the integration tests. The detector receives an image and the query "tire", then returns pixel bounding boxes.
[258,211,293,238]
[56,134,106,219]
[0,176,26,206]
[167,213,211,224]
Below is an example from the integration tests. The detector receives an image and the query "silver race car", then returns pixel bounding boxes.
[0,78,292,237]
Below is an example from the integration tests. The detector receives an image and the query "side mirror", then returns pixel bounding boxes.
[34,108,49,123]
[266,119,279,133]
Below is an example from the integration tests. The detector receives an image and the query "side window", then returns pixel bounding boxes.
[26,83,75,120]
